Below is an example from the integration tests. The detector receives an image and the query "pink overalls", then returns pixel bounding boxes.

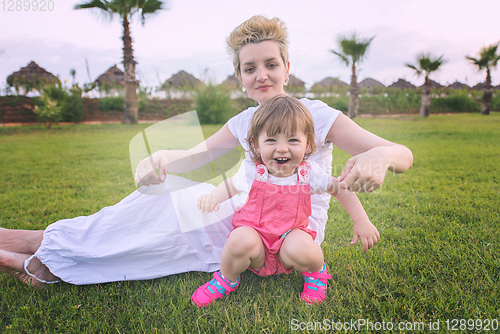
[231,161,317,277]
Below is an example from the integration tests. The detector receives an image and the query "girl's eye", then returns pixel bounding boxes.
[266,138,276,143]
[289,139,298,143]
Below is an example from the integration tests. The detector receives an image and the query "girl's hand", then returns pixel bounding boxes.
[134,150,169,186]
[350,219,380,252]
[197,194,221,214]
[338,147,391,193]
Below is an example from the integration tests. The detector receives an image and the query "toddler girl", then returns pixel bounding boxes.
[192,95,379,307]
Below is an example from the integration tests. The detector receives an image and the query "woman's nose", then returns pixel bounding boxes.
[256,67,268,82]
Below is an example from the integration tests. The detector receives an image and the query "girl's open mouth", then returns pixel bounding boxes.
[275,158,290,165]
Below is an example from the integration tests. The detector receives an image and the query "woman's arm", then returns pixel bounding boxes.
[326,114,413,192]
[135,123,241,186]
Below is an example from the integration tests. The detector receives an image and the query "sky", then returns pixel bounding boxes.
[1,0,500,91]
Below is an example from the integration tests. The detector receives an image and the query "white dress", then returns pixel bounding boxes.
[25,99,341,284]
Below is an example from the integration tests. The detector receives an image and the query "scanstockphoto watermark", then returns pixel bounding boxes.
[1,0,54,12]
[291,319,427,331]
[290,318,499,332]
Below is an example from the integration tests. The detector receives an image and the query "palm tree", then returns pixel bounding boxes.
[331,33,375,119]
[406,54,446,117]
[75,0,164,124]
[466,43,500,115]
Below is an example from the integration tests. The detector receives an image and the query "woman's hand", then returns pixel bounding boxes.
[350,219,380,252]
[134,150,169,186]
[197,194,221,214]
[338,146,391,193]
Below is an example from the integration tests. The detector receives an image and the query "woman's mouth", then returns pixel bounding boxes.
[257,85,272,91]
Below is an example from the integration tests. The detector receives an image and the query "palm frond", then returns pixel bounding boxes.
[330,50,350,66]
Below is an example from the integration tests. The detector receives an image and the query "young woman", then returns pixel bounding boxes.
[0,15,412,288]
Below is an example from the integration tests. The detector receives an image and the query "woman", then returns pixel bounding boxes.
[0,15,412,288]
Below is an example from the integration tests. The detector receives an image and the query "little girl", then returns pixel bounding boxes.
[192,95,379,307]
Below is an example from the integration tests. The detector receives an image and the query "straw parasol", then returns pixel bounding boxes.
[310,77,348,91]
[95,65,124,86]
[388,79,416,89]
[358,78,385,88]
[221,74,240,89]
[7,61,59,87]
[446,81,470,90]
[287,74,305,90]
[164,70,203,89]
[420,79,444,89]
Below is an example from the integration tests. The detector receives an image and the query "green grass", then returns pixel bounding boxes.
[1,114,499,333]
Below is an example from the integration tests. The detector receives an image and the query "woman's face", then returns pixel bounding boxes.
[239,40,290,104]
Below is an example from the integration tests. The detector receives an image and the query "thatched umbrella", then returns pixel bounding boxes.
[419,79,444,89]
[95,65,124,87]
[358,78,385,88]
[310,77,348,91]
[446,81,470,90]
[388,79,416,89]
[7,61,59,89]
[164,70,203,89]
[288,74,305,89]
[221,74,240,89]
[472,82,486,91]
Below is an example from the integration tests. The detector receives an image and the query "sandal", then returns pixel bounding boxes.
[191,271,239,308]
[300,263,331,304]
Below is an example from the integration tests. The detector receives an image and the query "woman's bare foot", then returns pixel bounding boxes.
[0,249,51,289]
[0,228,44,254]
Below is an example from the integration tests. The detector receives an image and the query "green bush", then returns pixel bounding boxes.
[491,94,500,111]
[99,96,125,112]
[431,94,480,113]
[317,95,349,113]
[99,96,147,112]
[194,84,235,124]
[60,86,84,122]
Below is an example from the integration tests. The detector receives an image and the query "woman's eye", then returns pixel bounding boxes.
[244,67,254,73]
[267,63,277,69]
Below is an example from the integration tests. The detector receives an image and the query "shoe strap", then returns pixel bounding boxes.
[213,272,239,292]
[302,271,331,280]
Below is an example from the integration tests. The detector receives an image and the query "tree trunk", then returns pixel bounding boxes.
[481,68,492,115]
[122,16,138,124]
[420,76,430,117]
[348,63,359,119]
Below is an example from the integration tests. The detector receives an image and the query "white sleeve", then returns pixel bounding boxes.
[300,98,342,143]
[232,161,253,194]
[308,161,331,194]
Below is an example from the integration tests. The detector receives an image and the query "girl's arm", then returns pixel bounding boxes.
[326,176,380,252]
[197,177,240,214]
[326,113,413,193]
[135,124,241,186]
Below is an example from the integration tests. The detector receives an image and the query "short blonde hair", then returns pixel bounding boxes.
[226,15,289,81]
[246,95,317,162]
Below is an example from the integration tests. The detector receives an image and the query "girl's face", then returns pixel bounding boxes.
[254,128,309,177]
[239,40,290,105]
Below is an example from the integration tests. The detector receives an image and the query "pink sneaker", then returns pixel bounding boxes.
[191,271,239,308]
[300,263,331,304]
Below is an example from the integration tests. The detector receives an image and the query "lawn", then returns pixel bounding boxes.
[0,114,499,333]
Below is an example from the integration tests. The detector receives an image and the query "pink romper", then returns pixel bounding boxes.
[231,161,317,277]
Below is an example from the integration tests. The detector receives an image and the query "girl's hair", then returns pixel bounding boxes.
[246,95,317,162]
[226,15,289,81]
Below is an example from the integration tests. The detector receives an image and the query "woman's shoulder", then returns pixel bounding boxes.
[227,105,258,138]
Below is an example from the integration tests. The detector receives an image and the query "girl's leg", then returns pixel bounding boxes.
[0,228,44,254]
[278,229,324,272]
[220,226,266,282]
[279,229,331,304]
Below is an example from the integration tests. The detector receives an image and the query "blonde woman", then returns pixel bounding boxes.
[0,15,412,288]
